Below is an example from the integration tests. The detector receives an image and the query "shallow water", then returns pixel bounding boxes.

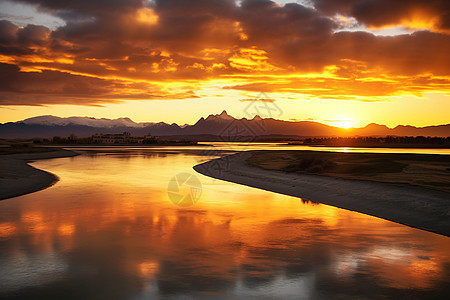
[64,142,450,155]
[0,146,449,299]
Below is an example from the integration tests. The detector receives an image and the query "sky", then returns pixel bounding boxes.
[0,0,449,128]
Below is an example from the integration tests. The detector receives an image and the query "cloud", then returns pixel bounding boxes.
[239,97,276,103]
[0,20,18,44]
[225,59,450,100]
[0,0,448,105]
[0,63,197,105]
[313,0,450,33]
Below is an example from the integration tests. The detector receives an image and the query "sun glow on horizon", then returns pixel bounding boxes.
[321,118,357,129]
[333,120,356,129]
[0,0,448,129]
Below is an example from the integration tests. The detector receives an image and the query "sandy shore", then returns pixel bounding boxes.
[0,150,79,200]
[194,152,450,236]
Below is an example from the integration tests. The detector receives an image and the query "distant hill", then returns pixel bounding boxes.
[22,115,150,128]
[0,111,449,139]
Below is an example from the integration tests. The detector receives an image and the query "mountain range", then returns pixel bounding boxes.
[1,111,449,139]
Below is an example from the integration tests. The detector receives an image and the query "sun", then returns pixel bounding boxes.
[333,120,355,129]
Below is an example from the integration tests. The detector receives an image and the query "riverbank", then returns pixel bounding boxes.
[0,149,79,200]
[247,150,450,193]
[194,151,450,236]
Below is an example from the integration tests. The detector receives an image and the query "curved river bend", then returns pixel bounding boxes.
[0,145,449,299]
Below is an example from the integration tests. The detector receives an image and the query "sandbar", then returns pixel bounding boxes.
[194,151,450,236]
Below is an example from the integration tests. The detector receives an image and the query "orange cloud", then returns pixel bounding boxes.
[313,0,450,33]
[0,1,448,106]
[239,97,276,103]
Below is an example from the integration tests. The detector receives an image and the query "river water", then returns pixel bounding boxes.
[0,144,449,299]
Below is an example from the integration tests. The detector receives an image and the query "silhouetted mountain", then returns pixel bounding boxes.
[353,123,450,137]
[356,123,391,136]
[22,115,146,128]
[0,112,449,139]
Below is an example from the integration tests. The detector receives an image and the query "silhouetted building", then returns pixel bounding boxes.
[92,132,146,144]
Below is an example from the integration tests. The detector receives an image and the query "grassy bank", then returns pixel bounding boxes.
[247,150,450,193]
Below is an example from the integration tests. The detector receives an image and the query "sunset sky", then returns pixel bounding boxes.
[0,0,449,128]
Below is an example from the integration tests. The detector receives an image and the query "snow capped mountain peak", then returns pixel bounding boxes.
[22,115,64,126]
[22,115,143,128]
[4,113,449,139]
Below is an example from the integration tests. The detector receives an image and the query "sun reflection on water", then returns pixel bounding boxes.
[0,147,448,298]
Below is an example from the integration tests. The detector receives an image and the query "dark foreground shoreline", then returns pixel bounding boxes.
[0,150,79,200]
[194,151,450,236]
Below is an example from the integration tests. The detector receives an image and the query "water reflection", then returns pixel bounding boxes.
[0,148,449,299]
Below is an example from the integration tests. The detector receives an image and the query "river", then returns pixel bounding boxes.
[0,144,449,299]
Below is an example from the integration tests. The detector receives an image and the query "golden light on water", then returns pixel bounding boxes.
[0,149,449,297]
[0,1,449,297]
[0,222,17,238]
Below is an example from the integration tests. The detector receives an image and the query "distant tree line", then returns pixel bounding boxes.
[302,136,450,146]
[32,134,197,145]
[33,135,92,144]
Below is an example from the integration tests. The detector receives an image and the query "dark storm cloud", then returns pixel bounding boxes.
[0,0,449,105]
[17,24,51,45]
[0,20,50,46]
[338,31,450,75]
[236,1,450,74]
[240,0,336,40]
[15,0,144,15]
[150,0,238,52]
[313,0,450,31]
[0,20,49,44]
[0,20,53,57]
[0,20,18,44]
